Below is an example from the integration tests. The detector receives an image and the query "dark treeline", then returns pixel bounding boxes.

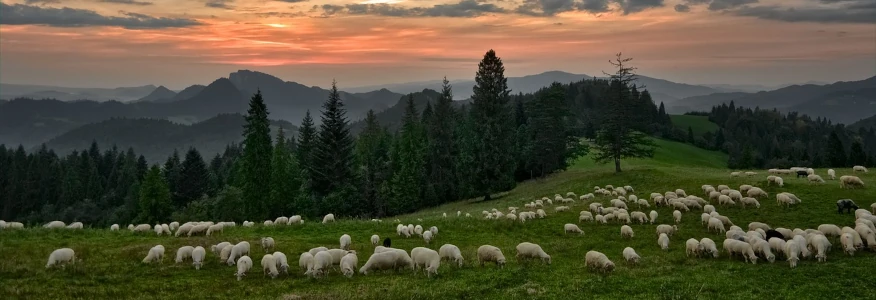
[0,50,671,224]
[699,102,876,169]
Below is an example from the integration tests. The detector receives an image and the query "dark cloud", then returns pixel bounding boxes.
[205,0,234,9]
[683,0,710,4]
[674,4,690,12]
[707,0,757,11]
[514,0,610,16]
[733,4,876,24]
[613,0,664,15]
[0,3,202,28]
[24,0,60,4]
[316,1,506,18]
[274,0,309,2]
[252,11,307,18]
[99,0,153,5]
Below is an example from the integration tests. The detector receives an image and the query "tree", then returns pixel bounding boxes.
[297,110,317,184]
[424,77,460,204]
[241,90,273,220]
[849,140,867,166]
[827,131,847,167]
[355,110,393,217]
[177,147,209,207]
[389,94,427,213]
[163,150,181,205]
[688,126,695,143]
[137,165,172,224]
[714,129,726,151]
[311,81,358,215]
[592,53,656,172]
[270,127,300,216]
[469,49,516,201]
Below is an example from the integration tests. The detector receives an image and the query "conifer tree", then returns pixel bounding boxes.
[827,131,847,167]
[389,94,426,212]
[270,128,300,216]
[177,147,209,206]
[848,140,867,166]
[137,165,172,224]
[311,81,357,215]
[425,77,459,204]
[241,90,273,220]
[355,110,392,217]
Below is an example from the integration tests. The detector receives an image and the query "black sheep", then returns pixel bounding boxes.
[383,238,391,247]
[836,199,859,214]
[765,229,784,241]
[796,170,808,178]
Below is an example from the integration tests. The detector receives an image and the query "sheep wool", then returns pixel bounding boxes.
[438,244,464,267]
[175,224,194,237]
[359,251,397,275]
[46,248,75,268]
[685,239,701,257]
[699,238,719,258]
[515,242,551,265]
[235,256,253,281]
[649,211,658,224]
[621,225,634,239]
[191,246,206,270]
[272,251,289,274]
[340,252,359,278]
[477,245,506,268]
[322,214,336,224]
[227,241,251,266]
[44,221,65,229]
[340,234,352,250]
[622,247,640,264]
[312,251,334,278]
[261,254,279,278]
[219,245,234,263]
[371,234,380,246]
[143,245,165,264]
[211,242,232,255]
[564,223,584,235]
[784,241,801,268]
[299,252,315,275]
[411,247,441,277]
[261,237,275,252]
[585,251,615,273]
[110,224,119,231]
[658,233,670,250]
[423,231,433,244]
[175,246,195,263]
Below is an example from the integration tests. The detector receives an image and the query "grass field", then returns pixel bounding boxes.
[670,115,719,136]
[2,139,874,300]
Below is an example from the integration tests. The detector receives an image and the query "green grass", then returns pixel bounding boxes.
[2,140,874,300]
[671,115,719,136]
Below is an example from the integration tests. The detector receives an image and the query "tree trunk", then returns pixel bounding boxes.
[615,158,622,173]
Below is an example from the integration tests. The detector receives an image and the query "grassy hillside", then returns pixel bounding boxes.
[2,140,874,299]
[670,115,719,136]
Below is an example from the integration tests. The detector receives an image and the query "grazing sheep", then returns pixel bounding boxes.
[836,199,859,214]
[700,238,719,258]
[358,251,398,275]
[701,213,711,226]
[66,222,83,229]
[271,251,289,275]
[515,242,551,265]
[810,234,831,262]
[740,197,760,208]
[339,234,352,250]
[728,190,743,202]
[414,225,424,236]
[818,224,843,237]
[731,172,741,177]
[673,210,682,224]
[235,256,253,281]
[219,245,234,262]
[289,215,303,225]
[718,195,734,206]
[423,231,433,244]
[187,224,209,237]
[564,223,584,235]
[340,252,359,278]
[44,221,66,229]
[555,206,570,212]
[143,245,165,264]
[649,211,658,224]
[312,251,334,278]
[371,234,380,246]
[322,214,335,223]
[748,222,771,232]
[723,239,758,264]
[752,240,775,263]
[841,233,856,256]
[261,237,275,253]
[747,187,768,199]
[190,246,206,270]
[477,245,506,268]
[175,224,193,237]
[261,254,279,278]
[622,247,640,264]
[175,246,195,263]
[205,223,224,236]
[708,217,726,234]
[630,211,648,224]
[595,215,605,224]
[227,242,251,265]
[439,244,464,267]
[658,233,670,250]
[853,165,868,173]
[840,175,865,189]
[585,251,615,273]
[685,239,702,257]
[826,169,836,180]
[808,174,825,184]
[274,216,289,225]
[299,252,315,275]
[263,220,274,227]
[429,226,438,236]
[656,224,678,237]
[842,226,863,249]
[46,248,75,268]
[620,225,634,239]
[784,241,801,268]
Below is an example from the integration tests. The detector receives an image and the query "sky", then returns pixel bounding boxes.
[0,0,874,90]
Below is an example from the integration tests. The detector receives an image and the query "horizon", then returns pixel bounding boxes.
[1,0,875,89]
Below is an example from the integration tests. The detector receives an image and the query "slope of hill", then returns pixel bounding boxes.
[135,86,177,103]
[849,114,876,130]
[0,83,156,102]
[790,88,876,124]
[669,115,719,136]
[171,85,206,102]
[350,89,443,133]
[42,114,297,162]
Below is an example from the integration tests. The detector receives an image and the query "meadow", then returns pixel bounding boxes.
[1,140,873,300]
[670,115,720,136]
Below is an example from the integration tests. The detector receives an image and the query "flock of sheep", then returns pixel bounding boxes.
[9,166,876,283]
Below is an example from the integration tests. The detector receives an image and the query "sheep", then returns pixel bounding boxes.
[477,245,506,268]
[685,239,702,257]
[175,246,195,263]
[322,214,335,223]
[299,252,315,275]
[263,220,274,227]
[564,223,584,235]
[649,211,658,224]
[227,241,251,265]
[825,169,836,180]
[340,251,359,278]
[370,234,380,246]
[658,233,670,250]
[187,224,209,237]
[731,171,741,177]
[717,195,734,206]
[836,199,860,214]
[287,215,303,225]
[172,223,191,237]
[65,222,83,230]
[188,246,206,270]
[358,251,399,275]
[853,165,869,173]
[46,248,75,268]
[810,234,831,262]
[422,231,434,244]
[615,225,633,239]
[205,223,224,236]
[840,175,865,189]
[437,244,464,267]
[630,211,647,224]
[107,223,119,231]
[708,217,726,234]
[337,234,352,250]
[747,187,768,198]
[656,224,678,237]
[429,226,438,236]
[621,247,640,264]
[219,245,234,263]
[414,225,424,236]
[312,251,334,278]
[235,256,253,281]
[585,251,615,273]
[841,226,863,249]
[143,245,165,264]
[261,254,279,278]
[513,242,551,265]
[841,233,856,256]
[44,221,65,229]
[727,190,743,202]
[555,206,570,212]
[409,247,441,277]
[669,210,681,224]
[752,240,775,263]
[723,239,758,264]
[817,224,842,237]
[700,238,719,258]
[748,222,771,232]
[261,237,275,253]
[272,251,289,274]
[855,223,876,250]
[808,174,825,184]
[739,197,760,209]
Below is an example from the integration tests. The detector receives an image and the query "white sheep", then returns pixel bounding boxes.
[289,215,303,224]
[555,206,570,212]
[784,240,801,268]
[827,169,836,180]
[263,220,274,226]
[227,241,251,265]
[708,217,726,234]
[439,244,464,267]
[220,245,234,263]
[853,165,868,173]
[685,238,702,257]
[841,233,856,256]
[584,251,614,273]
[339,234,352,250]
[649,211,658,224]
[810,234,831,262]
[261,254,279,278]
[235,256,253,281]
[143,245,165,264]
[656,224,678,237]
[175,223,193,237]
[312,251,333,278]
[187,224,208,237]
[340,251,359,278]
[672,210,682,224]
[411,247,441,277]
[414,225,424,236]
[622,247,640,264]
[308,246,329,257]
[46,248,75,268]
[515,242,551,265]
[753,240,775,263]
[261,237,275,252]
[817,224,842,237]
[191,246,205,270]
[621,225,634,239]
[204,223,224,236]
[211,242,231,255]
[700,238,719,258]
[175,246,195,263]
[65,222,83,229]
[44,221,66,229]
[371,234,380,246]
[807,174,825,184]
[477,245,506,268]
[271,251,289,274]
[430,226,438,236]
[564,223,584,235]
[322,214,335,223]
[299,252,315,275]
[723,239,758,264]
[840,175,865,189]
[748,222,771,232]
[658,233,670,250]
[842,226,863,249]
[359,251,397,275]
[423,230,433,244]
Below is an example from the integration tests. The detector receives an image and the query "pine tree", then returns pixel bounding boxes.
[592,53,656,172]
[714,129,726,150]
[177,147,210,206]
[297,110,317,182]
[137,165,172,224]
[241,90,273,220]
[425,77,459,204]
[163,150,181,206]
[827,131,847,167]
[848,140,867,166]
[688,126,695,143]
[270,128,300,216]
[208,154,224,195]
[311,81,358,215]
[527,82,571,177]
[389,94,427,212]
[136,155,148,180]
[469,49,516,200]
[355,110,393,217]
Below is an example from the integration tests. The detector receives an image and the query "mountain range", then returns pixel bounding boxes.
[0,83,157,102]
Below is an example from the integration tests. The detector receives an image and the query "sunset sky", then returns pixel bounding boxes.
[0,0,874,89]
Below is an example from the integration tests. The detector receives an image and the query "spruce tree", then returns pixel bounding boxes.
[241,90,273,220]
[137,165,172,224]
[177,147,209,206]
[297,110,316,185]
[848,140,867,166]
[163,150,181,206]
[827,131,847,167]
[425,77,459,204]
[592,53,656,172]
[714,129,726,150]
[688,126,695,143]
[355,110,393,217]
[311,81,357,215]
[469,49,516,200]
[270,128,300,216]
[389,94,427,212]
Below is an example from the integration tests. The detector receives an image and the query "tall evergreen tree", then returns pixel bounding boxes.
[425,77,459,204]
[355,110,393,217]
[714,129,726,150]
[827,131,847,167]
[163,150,181,205]
[270,128,300,216]
[848,140,867,166]
[297,110,317,183]
[688,126,695,143]
[469,49,516,201]
[137,165,172,224]
[592,53,656,172]
[241,90,273,220]
[311,81,358,215]
[389,94,427,212]
[177,147,210,206]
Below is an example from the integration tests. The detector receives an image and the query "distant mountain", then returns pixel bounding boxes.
[136,86,177,103]
[171,85,206,102]
[42,114,297,162]
[849,114,876,131]
[350,89,443,133]
[668,76,876,123]
[0,83,156,102]
[346,71,722,104]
